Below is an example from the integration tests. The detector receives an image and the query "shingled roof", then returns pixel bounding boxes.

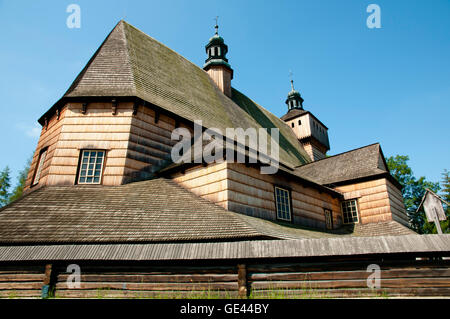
[39,20,310,169]
[0,177,412,245]
[295,143,391,186]
[0,178,271,244]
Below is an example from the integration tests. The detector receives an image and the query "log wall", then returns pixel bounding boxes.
[171,162,229,209]
[124,105,192,183]
[1,258,449,298]
[24,101,191,190]
[172,162,341,229]
[226,162,341,229]
[24,108,67,191]
[53,264,238,298]
[247,259,450,298]
[0,265,45,298]
[334,178,408,226]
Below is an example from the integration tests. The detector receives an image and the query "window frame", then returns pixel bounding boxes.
[274,186,293,222]
[324,209,333,230]
[31,147,48,187]
[341,199,360,224]
[76,149,106,185]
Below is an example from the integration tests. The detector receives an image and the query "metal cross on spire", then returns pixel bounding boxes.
[289,70,295,90]
[214,16,219,35]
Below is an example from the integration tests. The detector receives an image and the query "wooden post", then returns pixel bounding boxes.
[433,208,443,235]
[41,264,53,298]
[237,264,247,298]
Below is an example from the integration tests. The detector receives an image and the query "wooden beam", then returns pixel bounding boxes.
[41,264,53,298]
[132,101,139,116]
[111,99,118,115]
[82,102,88,114]
[237,264,247,298]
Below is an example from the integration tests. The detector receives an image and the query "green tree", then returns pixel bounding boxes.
[437,169,450,233]
[8,157,31,204]
[386,155,440,233]
[0,167,12,207]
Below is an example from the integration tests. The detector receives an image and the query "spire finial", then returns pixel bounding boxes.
[289,70,295,90]
[214,16,219,35]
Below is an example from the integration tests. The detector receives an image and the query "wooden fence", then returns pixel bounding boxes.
[0,257,449,299]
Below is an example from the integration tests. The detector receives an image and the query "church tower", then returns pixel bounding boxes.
[203,20,233,97]
[281,80,330,161]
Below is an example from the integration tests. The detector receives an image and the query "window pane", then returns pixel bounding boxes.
[275,187,291,221]
[78,150,104,184]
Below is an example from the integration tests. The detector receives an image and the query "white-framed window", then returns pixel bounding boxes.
[275,186,292,221]
[32,148,48,186]
[341,199,359,224]
[324,209,333,230]
[77,150,105,184]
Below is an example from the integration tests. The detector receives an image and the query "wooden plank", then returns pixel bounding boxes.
[0,289,42,298]
[0,282,44,290]
[249,268,450,281]
[251,277,450,290]
[250,288,450,298]
[56,273,238,283]
[54,289,238,299]
[55,282,238,291]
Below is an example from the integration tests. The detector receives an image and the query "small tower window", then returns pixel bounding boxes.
[298,120,301,125]
[77,150,105,184]
[32,147,48,186]
[291,122,294,128]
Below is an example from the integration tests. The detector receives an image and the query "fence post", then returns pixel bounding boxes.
[237,264,248,298]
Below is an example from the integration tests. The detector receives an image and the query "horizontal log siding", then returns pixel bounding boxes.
[53,264,238,299]
[247,259,450,298]
[171,162,229,209]
[123,105,187,182]
[24,108,67,191]
[226,163,341,229]
[335,178,408,225]
[385,180,409,227]
[1,258,449,298]
[24,102,193,188]
[0,265,45,298]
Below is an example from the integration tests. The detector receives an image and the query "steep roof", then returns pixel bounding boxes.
[42,20,310,169]
[295,143,390,185]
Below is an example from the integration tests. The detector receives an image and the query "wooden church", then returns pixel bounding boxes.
[0,21,448,298]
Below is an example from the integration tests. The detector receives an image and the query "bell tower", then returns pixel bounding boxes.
[203,18,233,97]
[281,79,330,161]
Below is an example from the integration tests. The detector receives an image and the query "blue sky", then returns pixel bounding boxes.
[0,0,449,185]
